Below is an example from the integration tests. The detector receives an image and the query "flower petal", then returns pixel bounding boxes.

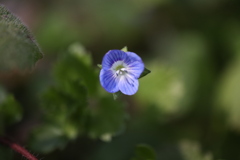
[127,60,144,79]
[123,52,144,78]
[102,50,127,69]
[119,74,139,95]
[100,69,119,93]
[126,51,142,61]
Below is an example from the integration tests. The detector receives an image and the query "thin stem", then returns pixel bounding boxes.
[0,137,38,160]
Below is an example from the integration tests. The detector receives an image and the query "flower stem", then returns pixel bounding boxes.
[0,137,38,160]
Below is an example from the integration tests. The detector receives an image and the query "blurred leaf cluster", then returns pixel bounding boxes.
[29,43,127,153]
[0,87,22,135]
[131,144,157,160]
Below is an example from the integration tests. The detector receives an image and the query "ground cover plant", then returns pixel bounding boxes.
[1,0,240,160]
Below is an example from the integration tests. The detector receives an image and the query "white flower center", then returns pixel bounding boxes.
[111,61,128,77]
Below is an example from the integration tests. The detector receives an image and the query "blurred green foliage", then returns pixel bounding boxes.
[0,87,22,135]
[217,57,240,131]
[29,43,128,153]
[0,145,13,160]
[131,144,156,160]
[179,140,213,160]
[1,0,240,160]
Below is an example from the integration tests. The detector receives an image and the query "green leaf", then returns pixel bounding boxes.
[139,68,151,79]
[113,91,122,100]
[0,5,43,71]
[41,79,88,129]
[87,97,127,141]
[131,144,157,160]
[179,140,213,160]
[54,46,98,95]
[217,58,240,130]
[29,125,69,153]
[68,42,92,66]
[121,46,128,52]
[0,87,22,134]
[31,81,87,153]
[31,74,88,153]
[41,81,87,114]
[97,64,102,69]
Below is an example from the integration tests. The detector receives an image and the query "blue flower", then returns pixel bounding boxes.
[100,50,144,95]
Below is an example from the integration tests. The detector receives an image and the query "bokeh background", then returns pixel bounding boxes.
[1,0,240,159]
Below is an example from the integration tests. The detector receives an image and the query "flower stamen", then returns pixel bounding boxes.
[116,68,128,76]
